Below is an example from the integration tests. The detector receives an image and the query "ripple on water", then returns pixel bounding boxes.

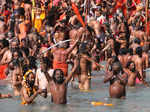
[1,66,150,112]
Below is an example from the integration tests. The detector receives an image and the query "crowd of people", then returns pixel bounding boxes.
[0,0,150,105]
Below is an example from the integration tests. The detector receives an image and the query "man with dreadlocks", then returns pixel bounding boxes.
[44,60,78,104]
[21,69,44,105]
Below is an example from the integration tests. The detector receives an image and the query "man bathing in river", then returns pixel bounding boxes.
[104,62,128,98]
[125,61,141,87]
[21,69,44,105]
[44,61,78,104]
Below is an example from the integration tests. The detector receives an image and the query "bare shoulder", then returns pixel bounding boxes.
[122,72,128,79]
[4,50,12,57]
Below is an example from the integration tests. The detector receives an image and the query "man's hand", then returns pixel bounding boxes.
[1,94,12,98]
[77,27,86,40]
[6,94,12,98]
[37,89,44,94]
[104,71,114,83]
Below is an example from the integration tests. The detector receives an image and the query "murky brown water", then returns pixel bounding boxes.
[1,63,150,112]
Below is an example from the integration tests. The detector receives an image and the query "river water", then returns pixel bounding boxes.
[1,63,150,112]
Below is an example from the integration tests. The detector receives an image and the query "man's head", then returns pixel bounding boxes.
[52,69,65,84]
[12,50,19,60]
[135,47,142,57]
[111,56,119,63]
[142,45,149,52]
[126,61,135,72]
[58,42,68,49]
[40,57,52,72]
[24,70,35,87]
[28,56,37,69]
[119,48,127,55]
[2,39,9,48]
[127,48,133,55]
[10,39,19,51]
[9,59,20,70]
[134,38,141,45]
[21,39,27,47]
[112,62,122,75]
[7,32,14,38]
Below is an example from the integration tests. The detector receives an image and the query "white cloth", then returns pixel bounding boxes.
[35,68,54,89]
[48,69,54,77]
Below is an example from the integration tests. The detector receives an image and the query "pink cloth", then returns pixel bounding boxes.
[136,78,142,84]
[53,0,61,6]
[96,0,101,4]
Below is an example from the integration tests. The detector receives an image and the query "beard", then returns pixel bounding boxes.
[53,75,65,84]
[113,70,120,75]
[27,80,35,87]
[130,68,135,72]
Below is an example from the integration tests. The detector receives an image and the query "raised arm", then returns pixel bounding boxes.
[81,54,104,69]
[104,71,114,83]
[64,63,78,84]
[66,28,85,55]
[44,71,52,83]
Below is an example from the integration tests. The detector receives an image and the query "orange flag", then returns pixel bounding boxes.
[72,3,86,27]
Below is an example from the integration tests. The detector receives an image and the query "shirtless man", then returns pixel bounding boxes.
[69,27,80,58]
[0,20,7,37]
[74,42,104,90]
[0,39,12,65]
[44,63,77,104]
[116,23,128,49]
[24,1,32,20]
[0,39,9,62]
[0,39,11,79]
[52,28,84,76]
[106,37,116,56]
[125,61,141,86]
[142,45,149,70]
[88,19,101,39]
[132,47,144,83]
[132,27,147,46]
[118,48,131,68]
[21,69,44,105]
[12,59,22,96]
[130,38,141,55]
[104,62,128,98]
[77,42,92,90]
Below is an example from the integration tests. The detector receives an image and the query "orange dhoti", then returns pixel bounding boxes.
[0,64,8,80]
[53,61,68,76]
